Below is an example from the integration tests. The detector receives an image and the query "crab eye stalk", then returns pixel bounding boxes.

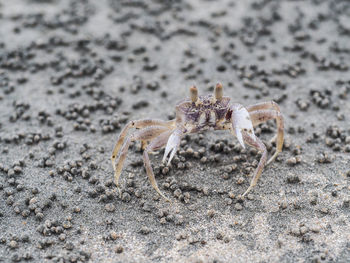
[215,83,223,100]
[190,85,198,103]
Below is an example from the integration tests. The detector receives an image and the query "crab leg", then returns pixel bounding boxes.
[249,109,284,165]
[246,100,281,113]
[241,131,268,197]
[143,130,176,201]
[111,119,175,170]
[113,125,171,196]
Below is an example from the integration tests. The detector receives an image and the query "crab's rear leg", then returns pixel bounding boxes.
[249,109,284,165]
[246,100,281,113]
[241,131,268,197]
[111,119,175,172]
[113,126,171,196]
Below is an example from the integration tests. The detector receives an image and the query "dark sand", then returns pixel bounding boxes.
[0,0,349,262]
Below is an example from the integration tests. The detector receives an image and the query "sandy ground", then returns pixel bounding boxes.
[0,0,350,262]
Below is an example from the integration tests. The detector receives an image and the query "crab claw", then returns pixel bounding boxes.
[235,128,245,149]
[162,130,181,166]
[232,105,255,149]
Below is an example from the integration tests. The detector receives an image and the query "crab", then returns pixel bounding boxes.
[111,84,284,201]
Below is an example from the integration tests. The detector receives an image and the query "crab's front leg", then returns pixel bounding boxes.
[113,125,171,196]
[230,103,267,197]
[111,119,175,169]
[143,130,174,201]
[143,127,183,201]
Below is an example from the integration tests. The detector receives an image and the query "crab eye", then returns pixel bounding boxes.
[214,83,223,100]
[190,85,198,103]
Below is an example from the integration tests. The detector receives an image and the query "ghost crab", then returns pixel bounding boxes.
[111,84,284,201]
